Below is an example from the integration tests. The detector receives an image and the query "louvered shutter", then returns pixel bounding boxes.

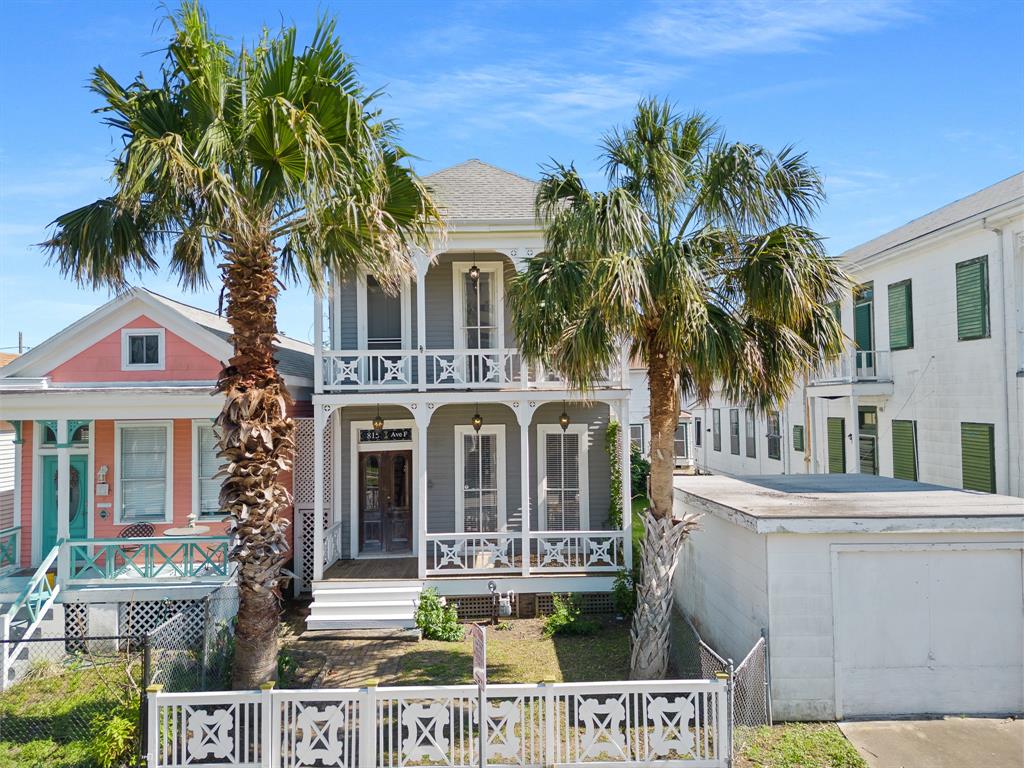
[827,418,845,474]
[545,431,581,530]
[960,422,995,493]
[120,424,168,520]
[891,420,917,481]
[956,257,989,340]
[792,424,804,452]
[888,280,913,350]
[196,424,222,516]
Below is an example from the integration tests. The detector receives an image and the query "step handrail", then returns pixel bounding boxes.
[1,540,63,691]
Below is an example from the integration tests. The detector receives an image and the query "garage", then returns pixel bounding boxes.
[834,545,1023,717]
[672,473,1024,721]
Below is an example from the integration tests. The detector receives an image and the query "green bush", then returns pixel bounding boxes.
[415,588,464,641]
[543,594,599,637]
[89,694,140,768]
[630,443,650,495]
[611,569,637,618]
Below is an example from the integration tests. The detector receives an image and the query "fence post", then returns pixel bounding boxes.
[0,614,9,693]
[200,594,213,690]
[260,680,276,768]
[542,680,556,766]
[360,682,377,768]
[761,628,773,726]
[145,684,163,768]
[142,633,152,689]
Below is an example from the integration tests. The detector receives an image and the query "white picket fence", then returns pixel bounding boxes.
[146,678,730,767]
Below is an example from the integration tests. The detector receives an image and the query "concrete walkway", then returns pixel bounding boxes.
[839,718,1024,768]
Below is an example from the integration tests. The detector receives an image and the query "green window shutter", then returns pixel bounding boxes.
[827,417,846,473]
[792,424,804,452]
[956,257,989,340]
[891,420,918,481]
[888,280,913,350]
[961,422,995,493]
[828,301,841,324]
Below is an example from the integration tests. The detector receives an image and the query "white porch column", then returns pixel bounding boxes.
[413,405,431,579]
[55,420,70,582]
[312,406,327,581]
[848,395,860,474]
[12,423,22,566]
[618,400,633,574]
[414,252,430,392]
[313,291,324,394]
[515,400,536,576]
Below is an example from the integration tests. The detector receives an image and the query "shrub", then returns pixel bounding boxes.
[611,569,637,618]
[415,588,464,641]
[89,694,140,768]
[543,594,599,637]
[630,443,650,495]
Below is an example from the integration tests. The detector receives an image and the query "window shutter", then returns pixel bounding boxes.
[197,424,222,516]
[960,422,995,493]
[792,424,804,452]
[827,417,845,474]
[887,280,913,350]
[956,257,989,340]
[891,420,918,481]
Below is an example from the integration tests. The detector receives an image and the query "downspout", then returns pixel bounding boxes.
[982,218,1011,494]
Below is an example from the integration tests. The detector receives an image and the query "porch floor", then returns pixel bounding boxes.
[322,557,418,581]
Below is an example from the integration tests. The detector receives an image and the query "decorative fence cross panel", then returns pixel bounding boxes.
[146,679,730,768]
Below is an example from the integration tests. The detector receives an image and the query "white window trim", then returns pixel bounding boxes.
[191,419,225,520]
[454,424,507,533]
[114,420,174,524]
[452,262,505,352]
[355,270,412,351]
[121,327,166,371]
[537,423,590,531]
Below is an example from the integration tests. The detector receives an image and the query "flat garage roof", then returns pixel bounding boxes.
[674,473,1024,534]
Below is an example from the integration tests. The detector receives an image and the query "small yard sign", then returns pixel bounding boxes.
[467,623,487,689]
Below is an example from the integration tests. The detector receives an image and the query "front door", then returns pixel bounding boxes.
[41,454,89,554]
[359,450,412,554]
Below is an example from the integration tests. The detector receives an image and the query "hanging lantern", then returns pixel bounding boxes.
[372,406,384,432]
[468,264,481,283]
[471,412,484,432]
[559,411,571,431]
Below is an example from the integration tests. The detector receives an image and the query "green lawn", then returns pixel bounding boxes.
[738,723,867,768]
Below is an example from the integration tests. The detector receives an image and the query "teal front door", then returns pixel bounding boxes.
[41,455,89,554]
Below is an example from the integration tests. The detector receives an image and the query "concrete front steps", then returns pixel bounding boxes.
[306,579,424,630]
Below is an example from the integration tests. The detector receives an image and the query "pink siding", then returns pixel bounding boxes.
[48,314,222,382]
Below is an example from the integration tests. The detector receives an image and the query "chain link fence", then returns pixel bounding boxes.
[0,634,144,767]
[670,606,772,732]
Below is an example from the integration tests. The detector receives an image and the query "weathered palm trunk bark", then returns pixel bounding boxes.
[216,235,293,690]
[630,346,698,679]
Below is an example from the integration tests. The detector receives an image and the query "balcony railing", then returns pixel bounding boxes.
[320,348,624,391]
[62,536,232,585]
[424,530,625,576]
[811,350,892,385]
[0,527,20,576]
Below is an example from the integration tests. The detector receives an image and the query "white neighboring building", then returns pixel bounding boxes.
[689,173,1024,496]
[628,363,694,470]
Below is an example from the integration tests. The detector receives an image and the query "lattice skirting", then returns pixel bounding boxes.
[448,591,615,619]
[63,602,88,652]
[536,592,615,615]
[119,600,205,643]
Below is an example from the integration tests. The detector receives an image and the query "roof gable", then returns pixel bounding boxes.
[424,159,540,223]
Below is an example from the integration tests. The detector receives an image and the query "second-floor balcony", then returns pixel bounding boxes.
[808,349,894,396]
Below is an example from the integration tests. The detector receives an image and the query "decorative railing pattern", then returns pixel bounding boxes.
[146,679,730,768]
[323,350,415,389]
[812,350,892,384]
[425,533,520,575]
[1,541,62,690]
[426,349,521,388]
[530,530,625,572]
[324,520,344,568]
[0,526,20,576]
[63,536,232,584]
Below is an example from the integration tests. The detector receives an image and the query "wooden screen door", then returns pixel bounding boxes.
[359,450,413,553]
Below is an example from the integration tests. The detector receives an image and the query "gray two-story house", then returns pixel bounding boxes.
[297,160,634,629]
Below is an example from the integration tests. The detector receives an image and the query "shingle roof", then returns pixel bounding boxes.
[839,172,1024,264]
[423,159,540,223]
[143,290,314,381]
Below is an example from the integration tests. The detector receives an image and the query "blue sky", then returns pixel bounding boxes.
[1,0,1022,351]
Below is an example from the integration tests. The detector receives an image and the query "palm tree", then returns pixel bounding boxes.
[41,3,440,688]
[509,99,847,679]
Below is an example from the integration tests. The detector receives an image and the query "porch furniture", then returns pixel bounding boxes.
[163,525,212,537]
[117,522,155,558]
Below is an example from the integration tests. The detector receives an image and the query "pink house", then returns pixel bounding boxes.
[0,288,312,619]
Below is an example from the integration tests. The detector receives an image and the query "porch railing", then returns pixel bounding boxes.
[0,526,20,576]
[146,678,730,768]
[811,349,892,384]
[1,540,61,690]
[424,530,626,576]
[323,520,344,569]
[62,536,232,585]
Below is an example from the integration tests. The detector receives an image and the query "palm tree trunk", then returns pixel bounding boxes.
[630,347,697,679]
[216,239,293,690]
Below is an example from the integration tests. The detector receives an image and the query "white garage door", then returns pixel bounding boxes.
[835,545,1024,718]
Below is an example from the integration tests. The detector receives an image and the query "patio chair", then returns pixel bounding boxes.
[113,523,155,573]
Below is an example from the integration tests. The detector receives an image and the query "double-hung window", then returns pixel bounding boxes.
[121,328,164,370]
[457,425,505,532]
[767,411,782,460]
[744,408,756,458]
[118,422,171,522]
[712,409,722,452]
[194,422,222,517]
[539,424,588,531]
[694,418,702,447]
[729,409,740,455]
[629,424,645,453]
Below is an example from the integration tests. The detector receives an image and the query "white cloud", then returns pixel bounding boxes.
[626,0,915,58]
